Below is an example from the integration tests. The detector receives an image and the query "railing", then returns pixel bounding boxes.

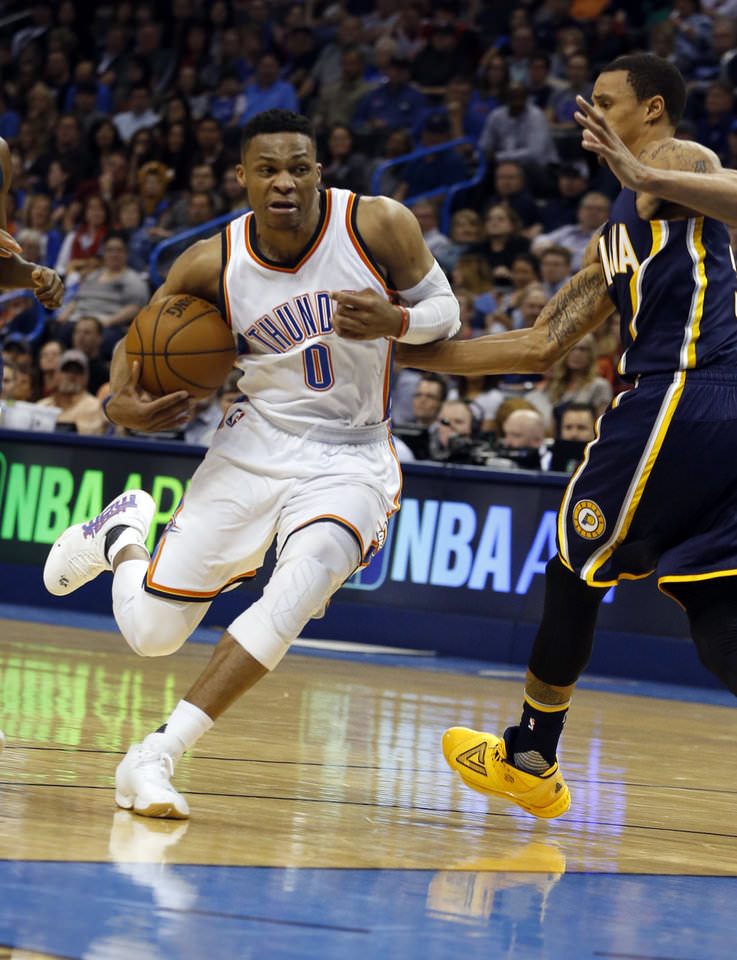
[148,210,247,288]
[369,137,486,233]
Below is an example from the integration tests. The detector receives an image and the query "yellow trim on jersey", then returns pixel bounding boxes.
[685,217,707,369]
[581,372,686,585]
[245,190,333,273]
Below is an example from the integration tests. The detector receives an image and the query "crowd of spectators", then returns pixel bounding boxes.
[1,0,737,472]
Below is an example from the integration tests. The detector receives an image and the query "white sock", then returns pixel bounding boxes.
[143,699,214,762]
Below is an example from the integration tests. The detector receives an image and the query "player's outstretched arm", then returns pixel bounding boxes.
[332,196,459,343]
[574,95,737,223]
[0,138,21,259]
[150,235,222,305]
[396,261,612,375]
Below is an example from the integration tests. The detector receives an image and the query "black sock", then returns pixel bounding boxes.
[508,694,569,773]
[103,525,129,562]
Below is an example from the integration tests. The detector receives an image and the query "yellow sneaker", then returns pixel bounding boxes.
[442,727,570,819]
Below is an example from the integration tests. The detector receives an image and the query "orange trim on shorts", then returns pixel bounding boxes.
[245,191,332,273]
[144,570,257,601]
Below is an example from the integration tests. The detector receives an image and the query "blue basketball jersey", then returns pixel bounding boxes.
[599,188,737,380]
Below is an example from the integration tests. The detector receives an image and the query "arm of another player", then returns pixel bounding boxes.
[0,138,21,258]
[395,231,613,375]
[331,196,459,343]
[104,237,221,430]
[574,95,737,223]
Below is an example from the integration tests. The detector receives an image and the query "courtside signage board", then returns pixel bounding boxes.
[0,431,685,637]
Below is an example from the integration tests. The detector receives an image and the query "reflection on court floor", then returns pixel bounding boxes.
[0,614,735,958]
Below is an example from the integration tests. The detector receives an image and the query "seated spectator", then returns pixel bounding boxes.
[55,194,110,280]
[393,112,468,203]
[54,231,150,357]
[448,375,504,431]
[70,315,110,396]
[36,348,105,434]
[496,252,541,315]
[496,407,548,470]
[1,358,17,398]
[695,80,736,164]
[545,52,594,161]
[559,401,596,442]
[37,338,63,397]
[532,191,611,271]
[353,55,427,139]
[165,164,218,233]
[210,70,248,128]
[410,373,448,427]
[410,198,453,262]
[160,122,193,194]
[411,22,466,99]
[437,207,483,272]
[474,202,531,278]
[221,168,248,214]
[544,333,614,429]
[191,116,229,184]
[671,0,712,79]
[527,50,564,112]
[23,193,63,267]
[4,358,34,402]
[312,45,374,135]
[451,253,498,330]
[479,83,559,193]
[368,128,414,198]
[113,84,161,143]
[237,53,299,126]
[320,124,368,194]
[540,162,590,231]
[539,244,573,297]
[486,161,542,235]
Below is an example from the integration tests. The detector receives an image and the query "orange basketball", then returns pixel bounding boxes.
[126,294,236,398]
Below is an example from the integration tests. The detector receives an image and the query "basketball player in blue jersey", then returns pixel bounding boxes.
[390,54,737,818]
[42,110,459,818]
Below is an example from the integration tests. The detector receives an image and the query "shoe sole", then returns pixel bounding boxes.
[115,790,190,820]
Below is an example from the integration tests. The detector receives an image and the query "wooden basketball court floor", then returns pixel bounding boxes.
[0,606,735,960]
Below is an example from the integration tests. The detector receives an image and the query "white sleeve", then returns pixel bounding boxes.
[394,260,460,345]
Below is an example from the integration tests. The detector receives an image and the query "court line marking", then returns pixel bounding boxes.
[2,781,737,843]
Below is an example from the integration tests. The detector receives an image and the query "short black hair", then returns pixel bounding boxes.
[600,54,686,127]
[417,372,448,402]
[240,109,316,155]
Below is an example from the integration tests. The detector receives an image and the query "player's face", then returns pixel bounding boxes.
[238,133,322,233]
[590,70,653,152]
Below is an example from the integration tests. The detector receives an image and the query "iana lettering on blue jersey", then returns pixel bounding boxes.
[599,224,640,286]
[245,290,335,353]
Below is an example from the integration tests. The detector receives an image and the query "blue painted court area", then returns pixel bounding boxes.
[0,861,733,960]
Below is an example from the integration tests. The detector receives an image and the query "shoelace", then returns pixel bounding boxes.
[135,747,175,782]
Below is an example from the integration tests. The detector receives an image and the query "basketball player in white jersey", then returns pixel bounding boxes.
[43,110,459,818]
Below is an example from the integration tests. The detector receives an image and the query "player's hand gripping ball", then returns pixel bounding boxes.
[125,294,236,398]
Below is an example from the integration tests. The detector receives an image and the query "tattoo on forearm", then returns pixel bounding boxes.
[638,139,714,174]
[542,267,606,348]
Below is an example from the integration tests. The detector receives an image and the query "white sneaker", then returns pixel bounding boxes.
[43,489,155,596]
[115,742,190,820]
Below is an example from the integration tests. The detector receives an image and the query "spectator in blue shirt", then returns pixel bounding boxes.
[393,112,468,203]
[352,56,427,141]
[237,54,299,126]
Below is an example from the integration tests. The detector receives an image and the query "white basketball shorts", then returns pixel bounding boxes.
[144,402,402,600]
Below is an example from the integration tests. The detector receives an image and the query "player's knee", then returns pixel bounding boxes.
[229,524,360,671]
[126,615,189,657]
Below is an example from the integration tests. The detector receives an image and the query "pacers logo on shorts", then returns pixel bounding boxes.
[572,499,606,539]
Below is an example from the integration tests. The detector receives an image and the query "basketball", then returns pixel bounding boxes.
[125,294,236,398]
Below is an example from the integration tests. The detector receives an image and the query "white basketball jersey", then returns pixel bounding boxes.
[220,188,395,438]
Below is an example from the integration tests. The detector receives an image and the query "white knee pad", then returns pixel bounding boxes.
[112,558,210,657]
[228,523,360,671]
